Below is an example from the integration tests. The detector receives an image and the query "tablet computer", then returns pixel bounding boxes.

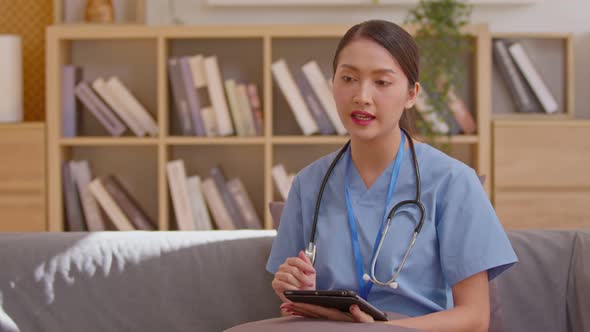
[283,290,389,321]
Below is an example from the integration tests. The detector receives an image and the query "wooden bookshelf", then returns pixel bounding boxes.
[46,24,492,231]
[491,32,574,119]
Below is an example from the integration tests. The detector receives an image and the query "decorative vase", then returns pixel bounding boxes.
[85,0,115,23]
[0,35,23,123]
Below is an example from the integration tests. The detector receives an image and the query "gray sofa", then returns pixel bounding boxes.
[0,229,588,332]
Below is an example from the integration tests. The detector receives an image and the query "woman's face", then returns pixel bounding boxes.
[333,38,418,142]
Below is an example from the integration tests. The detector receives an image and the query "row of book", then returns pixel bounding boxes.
[166,160,262,231]
[493,39,559,114]
[414,87,477,135]
[63,66,159,137]
[168,55,264,137]
[63,160,157,231]
[272,58,477,136]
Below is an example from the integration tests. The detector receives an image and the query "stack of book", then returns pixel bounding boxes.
[271,59,347,136]
[493,39,559,114]
[62,160,156,231]
[272,58,476,136]
[168,55,263,137]
[62,65,158,137]
[415,87,477,135]
[166,160,262,230]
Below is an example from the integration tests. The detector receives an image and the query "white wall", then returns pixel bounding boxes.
[147,0,590,118]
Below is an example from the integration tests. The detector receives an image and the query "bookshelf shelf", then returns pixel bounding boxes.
[272,136,349,145]
[47,24,492,232]
[59,137,159,146]
[166,137,266,145]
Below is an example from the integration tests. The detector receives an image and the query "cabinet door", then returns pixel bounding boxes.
[495,191,590,229]
[493,121,590,229]
[0,124,46,231]
[494,123,590,189]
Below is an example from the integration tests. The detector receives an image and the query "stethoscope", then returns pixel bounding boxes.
[305,128,425,290]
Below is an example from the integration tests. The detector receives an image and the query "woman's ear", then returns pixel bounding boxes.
[404,82,420,109]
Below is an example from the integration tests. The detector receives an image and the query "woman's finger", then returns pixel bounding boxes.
[349,305,375,323]
[285,256,316,275]
[274,271,302,288]
[279,265,314,287]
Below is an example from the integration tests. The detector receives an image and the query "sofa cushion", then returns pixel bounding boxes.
[566,230,590,331]
[0,231,281,332]
[496,230,577,332]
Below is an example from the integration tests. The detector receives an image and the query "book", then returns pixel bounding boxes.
[447,86,476,134]
[227,178,262,229]
[296,71,335,135]
[492,39,540,113]
[271,59,319,136]
[62,65,80,137]
[70,160,106,231]
[508,42,559,113]
[236,84,258,136]
[62,161,87,231]
[224,79,247,136]
[102,175,156,230]
[246,83,263,136]
[166,159,196,231]
[179,57,207,136]
[188,55,218,137]
[201,177,235,230]
[414,89,450,134]
[186,175,214,230]
[271,164,291,201]
[88,178,135,231]
[210,166,248,229]
[168,58,195,136]
[203,56,235,136]
[106,77,159,136]
[226,177,261,229]
[74,81,127,136]
[92,77,146,137]
[301,60,347,135]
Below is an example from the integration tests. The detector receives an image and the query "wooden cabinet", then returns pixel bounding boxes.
[0,123,46,231]
[493,120,590,229]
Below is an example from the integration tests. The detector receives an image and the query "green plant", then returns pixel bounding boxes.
[403,0,473,145]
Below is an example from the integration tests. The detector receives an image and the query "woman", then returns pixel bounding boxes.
[266,20,517,331]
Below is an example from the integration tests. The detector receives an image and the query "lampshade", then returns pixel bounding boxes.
[0,35,23,122]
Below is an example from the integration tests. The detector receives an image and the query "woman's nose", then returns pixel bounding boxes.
[352,82,371,106]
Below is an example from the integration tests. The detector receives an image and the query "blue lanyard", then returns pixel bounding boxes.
[344,133,406,300]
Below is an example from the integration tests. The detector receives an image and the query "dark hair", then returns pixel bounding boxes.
[332,20,419,135]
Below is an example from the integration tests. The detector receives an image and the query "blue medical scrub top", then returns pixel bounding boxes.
[266,142,518,317]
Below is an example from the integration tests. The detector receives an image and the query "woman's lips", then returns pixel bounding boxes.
[351,111,375,126]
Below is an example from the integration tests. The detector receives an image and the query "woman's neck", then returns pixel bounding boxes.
[350,128,403,188]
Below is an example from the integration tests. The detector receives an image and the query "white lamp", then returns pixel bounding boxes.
[0,35,23,122]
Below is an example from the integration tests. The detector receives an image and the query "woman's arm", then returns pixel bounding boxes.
[385,271,490,332]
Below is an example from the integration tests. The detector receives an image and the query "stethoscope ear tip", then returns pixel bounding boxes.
[362,273,371,282]
[390,282,398,289]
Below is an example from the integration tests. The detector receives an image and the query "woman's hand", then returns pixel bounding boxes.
[281,302,375,323]
[271,250,316,303]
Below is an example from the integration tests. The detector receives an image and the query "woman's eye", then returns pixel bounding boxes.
[376,80,392,86]
[341,75,354,83]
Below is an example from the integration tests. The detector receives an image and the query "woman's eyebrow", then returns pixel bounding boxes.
[339,64,396,75]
